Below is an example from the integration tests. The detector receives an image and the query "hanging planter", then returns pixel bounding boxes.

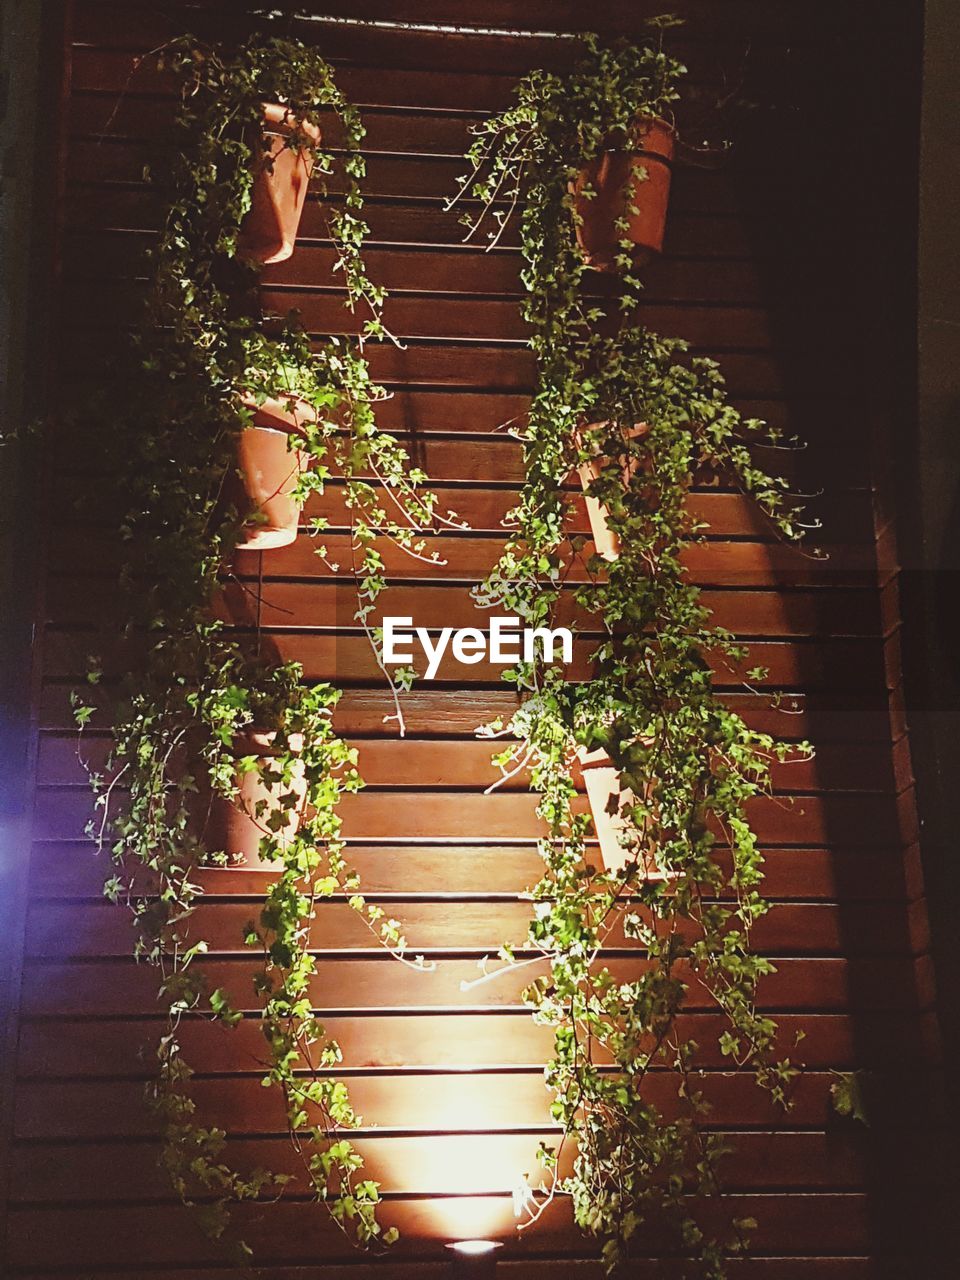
[572,116,675,272]
[577,745,672,879]
[237,103,322,264]
[574,422,649,561]
[233,392,315,550]
[205,730,307,870]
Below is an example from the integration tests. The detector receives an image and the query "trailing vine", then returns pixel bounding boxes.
[458,25,812,1276]
[75,35,445,1259]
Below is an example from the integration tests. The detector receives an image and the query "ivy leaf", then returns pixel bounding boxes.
[830,1070,870,1125]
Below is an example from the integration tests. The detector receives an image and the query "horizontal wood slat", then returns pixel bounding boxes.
[17,1064,941,1141]
[67,49,520,113]
[35,731,896,792]
[62,229,846,318]
[62,186,800,260]
[5,1130,886,1203]
[40,529,882,589]
[16,1012,936,1076]
[65,132,768,204]
[14,1069,923,1134]
[45,576,887,639]
[27,841,911,903]
[0,1262,885,1280]
[21,897,916,958]
[70,0,860,45]
[3,1194,875,1268]
[64,229,770,295]
[59,329,848,406]
[29,783,909,848]
[35,684,898,747]
[67,93,479,155]
[46,476,875,546]
[18,955,923,1017]
[70,0,852,60]
[67,39,840,116]
[62,276,844,354]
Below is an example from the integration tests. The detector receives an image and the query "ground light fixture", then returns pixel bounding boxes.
[445,1238,503,1276]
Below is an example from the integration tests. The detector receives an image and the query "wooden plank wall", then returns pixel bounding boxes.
[2,1,940,1276]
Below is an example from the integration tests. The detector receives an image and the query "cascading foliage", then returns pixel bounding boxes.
[458,23,811,1276]
[75,35,441,1258]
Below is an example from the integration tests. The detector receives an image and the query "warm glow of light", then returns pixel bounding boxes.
[369,1133,542,1196]
[446,1239,503,1256]
[340,1081,562,1241]
[426,1193,513,1241]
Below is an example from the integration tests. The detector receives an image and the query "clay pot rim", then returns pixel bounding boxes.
[260,101,322,145]
[241,422,291,438]
[576,737,657,770]
[595,115,675,157]
[577,419,651,434]
[576,744,614,771]
[225,728,305,757]
[239,389,319,439]
[574,420,651,455]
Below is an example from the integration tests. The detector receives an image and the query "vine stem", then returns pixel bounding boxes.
[347,511,407,739]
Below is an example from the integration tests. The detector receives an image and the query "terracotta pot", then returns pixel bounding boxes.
[238,103,321,265]
[233,393,315,551]
[577,745,671,879]
[574,422,650,561]
[573,117,675,272]
[204,731,307,870]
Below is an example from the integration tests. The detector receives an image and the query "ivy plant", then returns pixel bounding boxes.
[74,34,444,1260]
[459,24,812,1277]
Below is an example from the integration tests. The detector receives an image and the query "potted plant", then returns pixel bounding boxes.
[205,726,308,868]
[238,103,322,264]
[451,30,683,270]
[574,420,650,561]
[571,322,798,567]
[233,387,316,550]
[576,746,638,874]
[575,721,671,879]
[194,661,348,874]
[157,35,386,331]
[572,115,674,270]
